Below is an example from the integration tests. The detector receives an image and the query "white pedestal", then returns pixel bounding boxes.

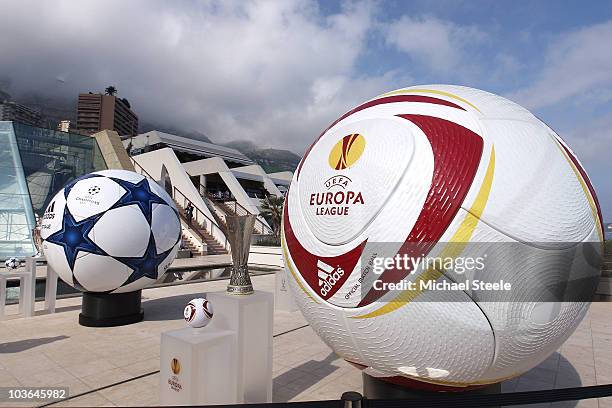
[24,258,37,317]
[24,256,57,315]
[0,275,5,320]
[207,291,274,403]
[44,262,58,313]
[275,269,298,312]
[160,328,238,405]
[0,271,33,319]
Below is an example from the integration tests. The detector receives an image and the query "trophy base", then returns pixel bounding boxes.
[226,284,254,295]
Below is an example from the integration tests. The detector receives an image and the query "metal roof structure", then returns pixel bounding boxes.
[128,131,254,165]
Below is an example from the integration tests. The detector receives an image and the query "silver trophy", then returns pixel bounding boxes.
[32,216,43,257]
[226,215,256,295]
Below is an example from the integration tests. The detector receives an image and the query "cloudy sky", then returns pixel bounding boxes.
[1,0,611,220]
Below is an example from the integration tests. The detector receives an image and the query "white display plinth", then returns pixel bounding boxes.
[160,328,238,405]
[43,259,58,313]
[25,256,58,316]
[24,258,37,316]
[0,270,33,319]
[207,291,274,403]
[275,269,298,312]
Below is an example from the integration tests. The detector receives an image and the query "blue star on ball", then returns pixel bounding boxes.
[46,210,107,270]
[110,178,168,224]
[117,236,173,285]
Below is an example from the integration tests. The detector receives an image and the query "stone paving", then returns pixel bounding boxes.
[0,272,611,407]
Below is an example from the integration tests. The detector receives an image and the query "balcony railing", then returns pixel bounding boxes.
[199,184,273,235]
[130,159,228,250]
[173,187,228,250]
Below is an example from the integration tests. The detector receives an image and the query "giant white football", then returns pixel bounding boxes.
[41,169,181,293]
[5,257,19,270]
[282,85,603,390]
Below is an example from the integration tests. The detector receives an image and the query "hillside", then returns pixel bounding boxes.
[139,123,212,143]
[222,140,301,172]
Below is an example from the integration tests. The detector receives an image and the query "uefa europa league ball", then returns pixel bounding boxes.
[41,169,181,293]
[4,257,19,270]
[184,298,214,328]
[282,85,603,390]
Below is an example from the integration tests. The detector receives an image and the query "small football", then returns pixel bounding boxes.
[184,298,214,328]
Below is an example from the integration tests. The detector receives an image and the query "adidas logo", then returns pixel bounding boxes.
[317,260,345,297]
[43,201,55,220]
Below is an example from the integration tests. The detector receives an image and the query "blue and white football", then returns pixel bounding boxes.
[40,169,181,293]
[5,257,19,270]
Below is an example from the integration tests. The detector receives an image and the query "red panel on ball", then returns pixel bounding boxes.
[283,202,367,301]
[296,95,467,180]
[556,138,603,232]
[357,114,483,307]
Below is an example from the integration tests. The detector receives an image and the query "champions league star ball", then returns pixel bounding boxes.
[41,169,181,293]
[282,85,603,390]
[4,257,19,270]
[184,298,214,328]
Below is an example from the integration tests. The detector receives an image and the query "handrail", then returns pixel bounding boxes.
[130,159,229,250]
[198,183,274,235]
[230,201,273,235]
[173,186,229,250]
[131,158,156,180]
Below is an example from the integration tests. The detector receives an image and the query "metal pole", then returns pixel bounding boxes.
[341,391,364,408]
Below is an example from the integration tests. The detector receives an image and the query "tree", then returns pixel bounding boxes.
[104,86,117,96]
[259,195,284,238]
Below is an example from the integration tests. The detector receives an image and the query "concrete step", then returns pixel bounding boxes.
[173,198,229,254]
[596,276,612,297]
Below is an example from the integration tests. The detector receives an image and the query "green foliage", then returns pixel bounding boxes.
[254,234,281,247]
[260,195,284,238]
[104,86,117,96]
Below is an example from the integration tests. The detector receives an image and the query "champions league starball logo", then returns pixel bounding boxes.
[88,185,100,195]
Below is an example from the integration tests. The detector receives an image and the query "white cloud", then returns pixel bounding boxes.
[384,15,486,70]
[560,115,612,163]
[0,0,397,152]
[509,20,612,110]
[559,116,612,221]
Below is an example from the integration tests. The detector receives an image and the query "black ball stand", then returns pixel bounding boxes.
[363,373,502,407]
[79,290,144,327]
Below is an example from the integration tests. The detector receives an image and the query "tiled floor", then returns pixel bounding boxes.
[1,273,611,407]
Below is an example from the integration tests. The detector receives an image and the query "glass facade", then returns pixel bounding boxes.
[0,122,107,257]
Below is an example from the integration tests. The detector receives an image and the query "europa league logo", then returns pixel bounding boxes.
[328,133,366,170]
[171,358,181,375]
